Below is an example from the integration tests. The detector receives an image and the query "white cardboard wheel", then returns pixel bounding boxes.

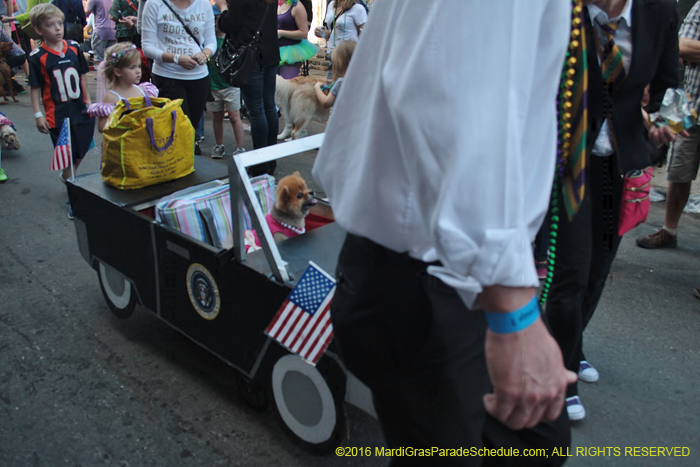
[98,262,135,318]
[271,354,337,444]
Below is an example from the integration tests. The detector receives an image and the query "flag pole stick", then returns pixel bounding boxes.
[67,118,75,182]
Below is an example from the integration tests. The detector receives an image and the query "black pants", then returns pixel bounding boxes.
[151,74,210,136]
[545,154,622,398]
[332,233,571,467]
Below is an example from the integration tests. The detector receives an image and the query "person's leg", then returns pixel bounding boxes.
[664,181,692,230]
[239,62,267,149]
[544,179,594,402]
[212,111,225,146]
[229,110,245,149]
[333,234,571,466]
[226,87,245,149]
[261,65,279,148]
[660,129,700,231]
[152,74,189,116]
[637,126,700,248]
[0,146,6,182]
[240,63,276,175]
[196,114,205,142]
[93,36,106,63]
[579,154,622,356]
[183,76,210,137]
[20,59,29,79]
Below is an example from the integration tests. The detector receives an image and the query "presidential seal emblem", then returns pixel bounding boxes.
[186,264,220,320]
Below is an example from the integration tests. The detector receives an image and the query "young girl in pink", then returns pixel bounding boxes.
[88,42,158,131]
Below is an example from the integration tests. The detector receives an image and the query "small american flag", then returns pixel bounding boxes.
[50,118,71,172]
[265,262,335,365]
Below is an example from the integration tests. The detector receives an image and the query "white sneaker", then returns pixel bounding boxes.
[231,147,246,156]
[566,395,586,421]
[211,144,225,159]
[578,361,599,383]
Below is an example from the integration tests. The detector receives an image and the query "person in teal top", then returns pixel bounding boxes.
[207,6,245,159]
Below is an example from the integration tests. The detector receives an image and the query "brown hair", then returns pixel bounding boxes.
[331,40,356,81]
[29,4,64,30]
[335,0,359,14]
[103,42,141,88]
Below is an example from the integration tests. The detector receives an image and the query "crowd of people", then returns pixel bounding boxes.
[0,0,698,465]
[0,0,366,198]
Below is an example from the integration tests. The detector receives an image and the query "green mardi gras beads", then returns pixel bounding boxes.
[541,0,580,308]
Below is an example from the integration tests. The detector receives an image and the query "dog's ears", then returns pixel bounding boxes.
[277,185,291,205]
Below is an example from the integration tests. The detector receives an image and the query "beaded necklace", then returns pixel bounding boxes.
[539,0,584,307]
[274,217,306,235]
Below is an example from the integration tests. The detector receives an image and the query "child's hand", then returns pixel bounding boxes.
[36,116,50,134]
[314,82,322,90]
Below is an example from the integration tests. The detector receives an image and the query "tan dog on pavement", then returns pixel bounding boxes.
[275,75,330,140]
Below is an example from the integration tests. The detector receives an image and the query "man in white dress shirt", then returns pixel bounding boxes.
[313,1,576,465]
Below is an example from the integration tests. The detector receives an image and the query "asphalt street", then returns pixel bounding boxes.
[0,69,699,466]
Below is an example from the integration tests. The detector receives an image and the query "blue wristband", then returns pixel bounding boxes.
[484,296,540,334]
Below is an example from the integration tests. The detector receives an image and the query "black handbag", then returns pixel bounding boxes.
[215,5,269,88]
[61,0,84,42]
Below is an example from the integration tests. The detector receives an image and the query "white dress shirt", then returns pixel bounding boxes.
[312,0,569,308]
[588,0,634,156]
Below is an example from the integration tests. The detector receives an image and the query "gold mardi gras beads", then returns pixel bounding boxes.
[541,0,583,306]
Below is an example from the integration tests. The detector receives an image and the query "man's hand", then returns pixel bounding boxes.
[483,318,577,430]
[648,125,688,147]
[119,16,136,28]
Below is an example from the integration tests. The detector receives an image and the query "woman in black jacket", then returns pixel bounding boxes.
[216,0,279,176]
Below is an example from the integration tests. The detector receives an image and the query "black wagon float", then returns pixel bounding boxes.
[67,135,376,453]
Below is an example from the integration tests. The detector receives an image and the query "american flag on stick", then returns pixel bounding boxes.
[265,262,335,365]
[50,118,71,172]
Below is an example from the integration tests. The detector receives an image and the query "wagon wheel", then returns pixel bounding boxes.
[236,371,268,412]
[271,354,347,455]
[97,261,136,319]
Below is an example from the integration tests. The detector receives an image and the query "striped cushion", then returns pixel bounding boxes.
[156,175,276,246]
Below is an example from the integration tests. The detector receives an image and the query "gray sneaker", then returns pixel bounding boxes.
[231,147,246,156]
[211,144,225,159]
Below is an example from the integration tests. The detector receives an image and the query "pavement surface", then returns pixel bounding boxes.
[0,68,699,466]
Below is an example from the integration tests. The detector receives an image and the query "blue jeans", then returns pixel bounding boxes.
[240,62,278,149]
[240,62,278,175]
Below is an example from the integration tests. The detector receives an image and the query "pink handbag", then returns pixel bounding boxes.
[618,167,653,236]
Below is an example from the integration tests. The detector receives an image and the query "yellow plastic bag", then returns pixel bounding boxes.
[101,96,195,190]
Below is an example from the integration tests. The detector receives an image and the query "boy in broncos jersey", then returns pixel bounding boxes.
[28,4,95,218]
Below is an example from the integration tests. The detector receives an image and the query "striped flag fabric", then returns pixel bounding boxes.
[50,118,71,172]
[265,262,335,365]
